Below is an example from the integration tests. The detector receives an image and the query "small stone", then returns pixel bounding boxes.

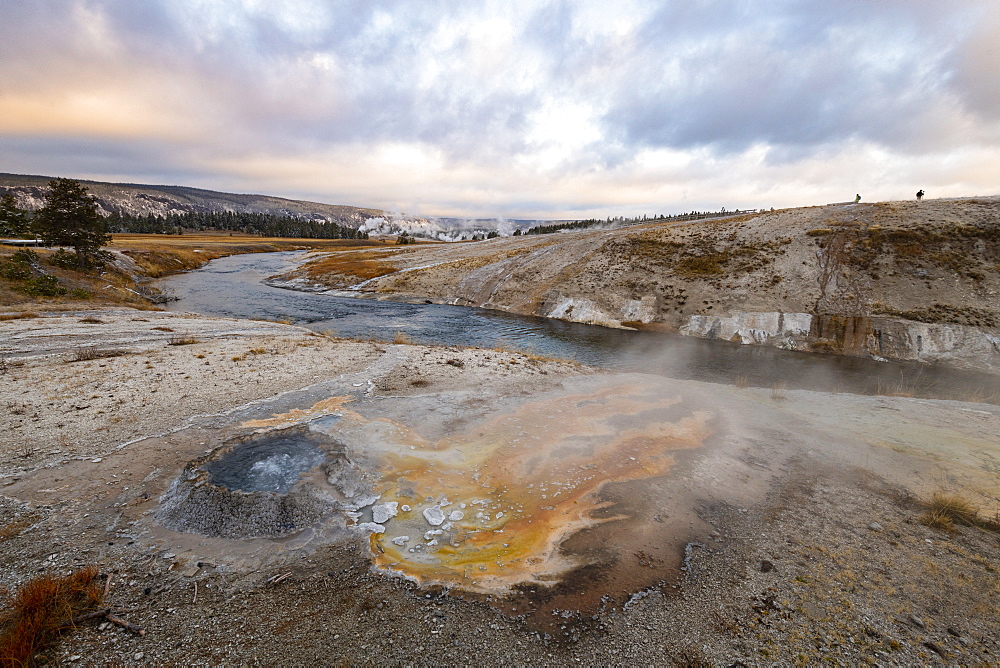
[356,522,385,534]
[68,656,81,662]
[134,653,144,661]
[760,560,775,573]
[923,641,945,657]
[908,614,926,629]
[448,510,465,521]
[391,536,410,546]
[868,522,883,531]
[423,506,445,526]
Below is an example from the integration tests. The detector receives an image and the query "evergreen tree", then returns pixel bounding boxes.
[34,178,109,267]
[0,193,29,237]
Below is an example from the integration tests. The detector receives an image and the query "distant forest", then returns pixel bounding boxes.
[526,207,760,235]
[106,211,368,239]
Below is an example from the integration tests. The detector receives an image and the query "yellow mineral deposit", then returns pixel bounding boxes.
[241,396,357,429]
[369,382,713,593]
[239,381,714,597]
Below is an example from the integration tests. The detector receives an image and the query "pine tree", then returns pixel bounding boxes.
[0,193,29,237]
[34,178,109,267]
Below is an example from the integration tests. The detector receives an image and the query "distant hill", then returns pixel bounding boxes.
[0,173,570,239]
[0,173,383,228]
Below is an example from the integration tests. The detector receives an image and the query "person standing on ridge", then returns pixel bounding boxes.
[916,189,924,201]
[854,194,861,203]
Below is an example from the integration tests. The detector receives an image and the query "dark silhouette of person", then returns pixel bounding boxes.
[916,189,924,201]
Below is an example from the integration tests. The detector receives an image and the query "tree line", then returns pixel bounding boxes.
[1,178,368,268]
[104,210,368,239]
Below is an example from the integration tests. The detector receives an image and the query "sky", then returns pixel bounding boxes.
[1,1,999,220]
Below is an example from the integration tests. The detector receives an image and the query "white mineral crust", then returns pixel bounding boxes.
[423,505,445,526]
[372,501,399,524]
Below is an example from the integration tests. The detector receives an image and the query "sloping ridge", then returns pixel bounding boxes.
[0,172,383,226]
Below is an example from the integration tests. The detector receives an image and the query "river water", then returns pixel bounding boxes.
[160,251,999,400]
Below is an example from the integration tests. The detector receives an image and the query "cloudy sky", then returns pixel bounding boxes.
[1,1,998,219]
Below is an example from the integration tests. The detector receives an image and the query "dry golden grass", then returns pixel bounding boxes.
[392,331,413,344]
[299,249,399,283]
[167,333,200,346]
[0,312,39,321]
[68,347,128,363]
[0,520,32,541]
[921,492,980,532]
[770,381,788,400]
[0,566,104,667]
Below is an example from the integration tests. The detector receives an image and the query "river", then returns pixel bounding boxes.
[159,251,1000,400]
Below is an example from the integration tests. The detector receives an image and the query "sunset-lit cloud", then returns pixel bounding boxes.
[1,1,998,218]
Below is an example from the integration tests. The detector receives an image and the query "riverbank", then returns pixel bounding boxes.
[270,197,1000,375]
[0,233,392,312]
[1,308,997,664]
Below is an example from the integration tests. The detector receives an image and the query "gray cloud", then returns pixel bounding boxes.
[1,0,998,216]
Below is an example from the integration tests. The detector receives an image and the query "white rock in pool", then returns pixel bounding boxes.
[356,522,385,534]
[448,510,464,521]
[372,501,399,524]
[391,536,410,546]
[423,505,445,526]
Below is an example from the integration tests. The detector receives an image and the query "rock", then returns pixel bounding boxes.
[356,522,385,534]
[923,641,945,657]
[868,522,883,531]
[391,536,409,546]
[423,505,445,526]
[372,501,399,524]
[908,614,926,629]
[448,510,465,521]
[760,560,775,573]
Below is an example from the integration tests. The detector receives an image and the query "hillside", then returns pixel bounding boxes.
[272,197,1000,373]
[0,173,383,227]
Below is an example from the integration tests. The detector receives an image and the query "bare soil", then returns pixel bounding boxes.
[1,309,997,666]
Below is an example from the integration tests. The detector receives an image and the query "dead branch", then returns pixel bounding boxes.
[107,612,146,636]
[266,572,293,586]
[71,608,146,636]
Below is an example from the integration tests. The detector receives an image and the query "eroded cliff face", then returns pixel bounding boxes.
[680,311,1000,374]
[275,198,1000,373]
